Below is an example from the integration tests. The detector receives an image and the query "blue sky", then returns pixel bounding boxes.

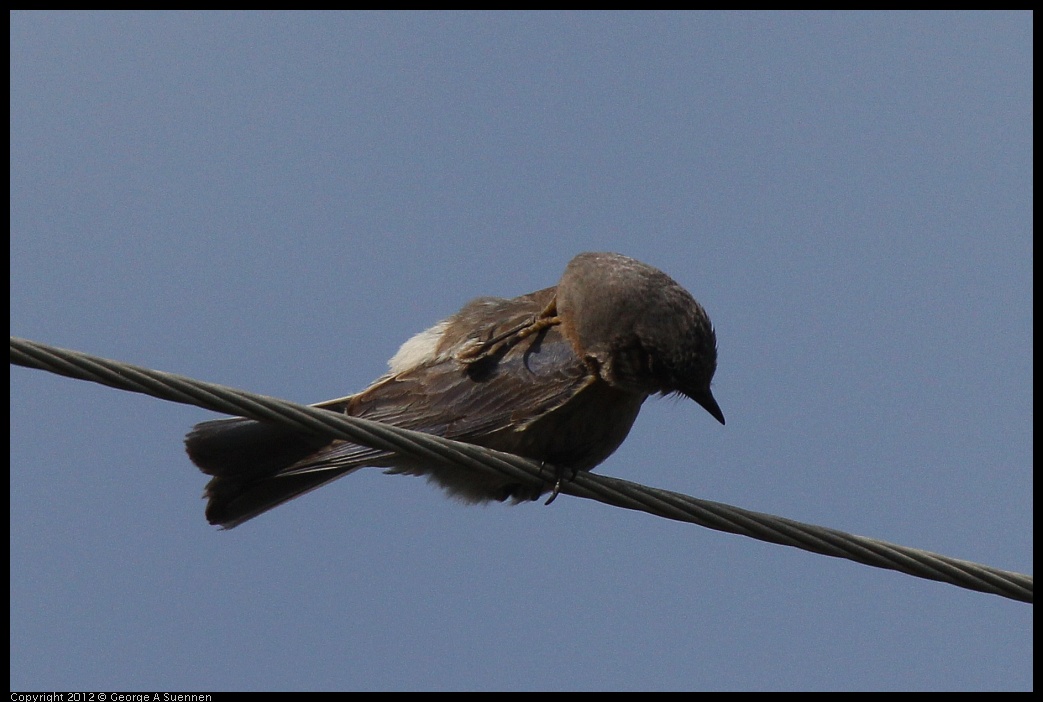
[10,11,1032,691]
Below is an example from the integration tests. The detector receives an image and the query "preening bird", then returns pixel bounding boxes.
[186,252,724,528]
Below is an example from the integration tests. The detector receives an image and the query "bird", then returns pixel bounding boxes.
[185,252,725,528]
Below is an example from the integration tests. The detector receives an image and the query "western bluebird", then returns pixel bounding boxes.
[186,252,724,528]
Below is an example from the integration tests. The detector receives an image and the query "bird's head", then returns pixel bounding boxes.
[555,252,725,425]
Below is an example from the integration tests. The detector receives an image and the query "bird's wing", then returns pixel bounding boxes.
[281,310,594,475]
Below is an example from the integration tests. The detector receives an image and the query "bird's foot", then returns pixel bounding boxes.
[455,308,561,363]
[540,461,578,505]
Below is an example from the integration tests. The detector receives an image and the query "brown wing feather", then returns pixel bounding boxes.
[282,301,595,473]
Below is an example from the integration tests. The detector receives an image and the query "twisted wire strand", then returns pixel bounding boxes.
[10,336,1032,604]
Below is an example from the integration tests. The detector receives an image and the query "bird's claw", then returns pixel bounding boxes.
[456,312,562,363]
[540,461,577,505]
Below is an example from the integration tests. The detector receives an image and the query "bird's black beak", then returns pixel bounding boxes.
[689,388,726,425]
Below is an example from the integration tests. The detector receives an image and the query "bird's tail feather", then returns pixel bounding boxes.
[186,416,356,529]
